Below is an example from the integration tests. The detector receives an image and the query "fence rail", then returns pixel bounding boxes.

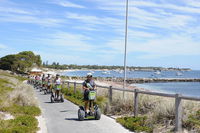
[63,80,200,132]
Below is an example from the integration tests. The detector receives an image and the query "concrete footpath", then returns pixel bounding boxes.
[34,89,132,133]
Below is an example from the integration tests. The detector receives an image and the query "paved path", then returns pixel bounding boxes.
[34,89,132,133]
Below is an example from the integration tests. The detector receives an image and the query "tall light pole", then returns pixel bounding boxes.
[123,0,129,99]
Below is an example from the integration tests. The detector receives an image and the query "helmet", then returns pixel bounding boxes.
[87,73,92,77]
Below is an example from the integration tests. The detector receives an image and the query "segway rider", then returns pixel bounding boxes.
[42,74,46,88]
[54,74,62,100]
[39,75,42,88]
[35,75,40,88]
[82,73,96,114]
[47,74,52,93]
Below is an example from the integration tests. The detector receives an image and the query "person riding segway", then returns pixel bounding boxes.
[78,73,101,121]
[50,74,64,103]
[47,74,52,93]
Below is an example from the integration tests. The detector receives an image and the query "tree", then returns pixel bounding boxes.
[0,51,42,73]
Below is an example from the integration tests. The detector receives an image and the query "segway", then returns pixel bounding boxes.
[50,85,64,103]
[50,92,64,103]
[43,86,47,95]
[78,90,101,121]
[46,82,52,94]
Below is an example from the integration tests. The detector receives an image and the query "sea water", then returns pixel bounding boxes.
[62,70,200,97]
[133,82,200,97]
[63,70,200,79]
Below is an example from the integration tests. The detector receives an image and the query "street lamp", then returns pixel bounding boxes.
[123,0,129,99]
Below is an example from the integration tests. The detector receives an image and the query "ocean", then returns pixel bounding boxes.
[62,70,200,97]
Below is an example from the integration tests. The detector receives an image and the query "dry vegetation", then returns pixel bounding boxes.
[0,70,40,133]
[96,85,200,132]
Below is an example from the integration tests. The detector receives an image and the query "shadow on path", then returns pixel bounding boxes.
[65,118,96,121]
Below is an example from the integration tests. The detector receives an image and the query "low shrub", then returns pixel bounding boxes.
[0,115,38,133]
[0,71,41,133]
[184,110,200,132]
[1,105,41,117]
[116,116,153,133]
[7,83,38,107]
[63,87,84,106]
[0,79,14,96]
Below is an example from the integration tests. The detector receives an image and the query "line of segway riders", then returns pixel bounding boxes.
[28,74,64,103]
[28,73,101,121]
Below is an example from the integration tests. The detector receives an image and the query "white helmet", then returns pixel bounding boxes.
[87,73,93,77]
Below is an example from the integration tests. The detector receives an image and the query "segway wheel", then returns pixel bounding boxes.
[94,108,101,120]
[60,96,64,103]
[44,90,47,95]
[50,96,54,103]
[78,109,85,121]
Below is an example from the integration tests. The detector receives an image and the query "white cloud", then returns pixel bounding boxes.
[184,0,200,7]
[95,0,200,14]
[107,33,200,59]
[133,1,200,14]
[0,14,64,27]
[65,12,124,28]
[0,0,65,27]
[0,7,33,15]
[130,9,194,31]
[39,31,96,52]
[49,0,85,8]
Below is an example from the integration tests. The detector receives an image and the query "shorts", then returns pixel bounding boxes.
[84,89,90,101]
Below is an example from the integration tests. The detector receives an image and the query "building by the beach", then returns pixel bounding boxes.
[29,68,43,75]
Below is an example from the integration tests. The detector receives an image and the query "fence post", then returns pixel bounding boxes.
[74,82,76,94]
[109,86,113,104]
[134,89,139,117]
[175,94,182,132]
[67,82,70,90]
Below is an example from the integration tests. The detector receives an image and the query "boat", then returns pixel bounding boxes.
[176,71,183,76]
[102,71,111,75]
[119,70,123,74]
[154,71,161,75]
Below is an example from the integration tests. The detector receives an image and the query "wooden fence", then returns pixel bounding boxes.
[63,81,200,132]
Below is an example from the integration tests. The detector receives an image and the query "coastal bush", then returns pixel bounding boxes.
[108,99,133,115]
[184,110,200,132]
[63,87,84,106]
[1,105,41,117]
[0,115,39,133]
[0,71,41,133]
[7,83,38,107]
[116,116,153,133]
[0,79,14,97]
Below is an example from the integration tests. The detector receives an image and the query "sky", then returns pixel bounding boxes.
[0,0,200,69]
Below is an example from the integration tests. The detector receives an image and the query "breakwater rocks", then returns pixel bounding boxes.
[63,76,200,84]
[126,78,200,84]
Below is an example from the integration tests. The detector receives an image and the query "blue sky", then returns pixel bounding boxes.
[0,0,200,69]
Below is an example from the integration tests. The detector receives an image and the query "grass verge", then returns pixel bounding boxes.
[0,71,41,133]
[116,116,153,133]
